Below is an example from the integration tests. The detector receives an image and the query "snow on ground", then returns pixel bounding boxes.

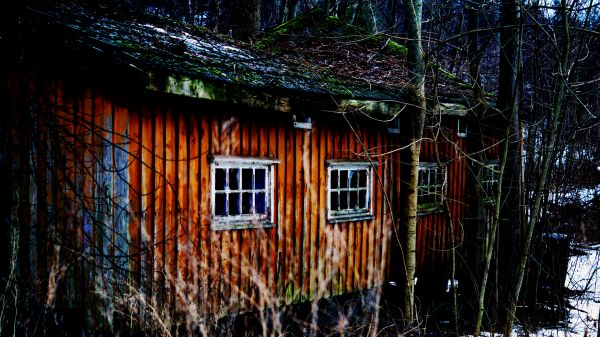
[471,243,600,337]
[524,243,599,337]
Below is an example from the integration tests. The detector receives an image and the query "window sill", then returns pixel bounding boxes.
[211,221,276,231]
[327,214,374,224]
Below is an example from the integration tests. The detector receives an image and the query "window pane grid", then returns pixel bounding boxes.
[214,166,269,218]
[482,163,499,201]
[328,167,370,218]
[418,165,446,209]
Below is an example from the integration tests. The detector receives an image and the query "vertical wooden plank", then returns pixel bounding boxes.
[373,131,385,287]
[309,123,319,299]
[339,127,349,294]
[354,127,366,290]
[199,114,210,314]
[378,128,387,287]
[229,116,241,312]
[210,115,222,313]
[276,121,286,304]
[294,128,303,300]
[267,123,278,304]
[164,109,177,305]
[80,88,94,294]
[91,92,105,291]
[60,90,78,306]
[361,129,372,289]
[217,115,234,313]
[113,103,130,290]
[73,93,86,303]
[331,127,340,295]
[141,104,155,296]
[317,124,327,297]
[301,129,311,300]
[239,118,251,310]
[177,112,189,295]
[390,133,402,278]
[324,126,333,296]
[259,121,269,307]
[188,113,199,302]
[153,106,165,300]
[346,129,356,292]
[284,125,295,304]
[129,105,142,285]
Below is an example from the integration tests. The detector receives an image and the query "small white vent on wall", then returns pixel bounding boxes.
[293,114,312,129]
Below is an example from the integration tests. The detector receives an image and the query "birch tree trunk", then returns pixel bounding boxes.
[503,0,570,334]
[400,0,426,324]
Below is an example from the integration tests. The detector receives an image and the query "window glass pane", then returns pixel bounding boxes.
[424,192,432,205]
[350,170,358,188]
[242,168,253,189]
[359,190,367,208]
[331,192,339,211]
[331,170,338,189]
[229,193,241,215]
[340,170,348,188]
[215,168,226,191]
[215,193,227,215]
[340,191,348,209]
[255,192,266,214]
[350,190,358,209]
[255,168,266,189]
[359,170,367,187]
[242,192,252,214]
[229,168,239,190]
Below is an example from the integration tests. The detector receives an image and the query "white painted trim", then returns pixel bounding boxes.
[326,161,373,222]
[211,155,280,166]
[210,156,278,230]
[325,160,371,168]
[457,118,468,138]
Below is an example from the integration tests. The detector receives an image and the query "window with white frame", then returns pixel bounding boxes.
[457,118,467,138]
[417,163,446,212]
[211,156,278,230]
[481,162,499,203]
[327,161,372,222]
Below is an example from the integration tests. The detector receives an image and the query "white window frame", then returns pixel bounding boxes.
[417,162,447,213]
[326,160,373,223]
[481,161,499,203]
[457,118,468,138]
[210,155,279,230]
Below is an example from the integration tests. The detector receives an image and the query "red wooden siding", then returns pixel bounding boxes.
[21,80,400,317]
[416,125,469,273]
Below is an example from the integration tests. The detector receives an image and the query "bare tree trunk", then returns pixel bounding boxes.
[473,120,513,337]
[400,0,425,325]
[503,0,570,334]
[231,0,261,41]
[216,0,233,34]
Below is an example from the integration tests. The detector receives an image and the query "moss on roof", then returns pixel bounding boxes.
[29,4,401,104]
[21,3,476,117]
[256,9,407,58]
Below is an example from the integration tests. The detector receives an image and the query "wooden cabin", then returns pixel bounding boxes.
[0,3,502,330]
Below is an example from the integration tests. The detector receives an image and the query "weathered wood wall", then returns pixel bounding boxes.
[19,78,400,318]
[416,126,468,274]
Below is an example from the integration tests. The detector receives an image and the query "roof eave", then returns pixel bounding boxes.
[146,71,406,118]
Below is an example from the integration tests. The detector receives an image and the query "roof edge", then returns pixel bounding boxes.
[146,71,406,117]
